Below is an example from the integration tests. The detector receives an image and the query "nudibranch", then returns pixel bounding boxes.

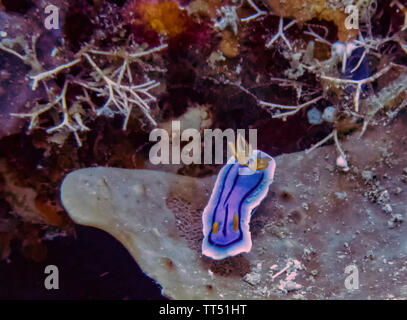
[202,135,276,260]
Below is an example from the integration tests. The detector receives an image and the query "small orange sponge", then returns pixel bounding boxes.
[138,0,189,37]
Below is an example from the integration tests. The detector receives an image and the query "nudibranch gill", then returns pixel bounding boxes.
[202,136,276,260]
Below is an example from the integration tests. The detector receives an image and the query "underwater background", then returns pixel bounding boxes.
[1,0,407,299]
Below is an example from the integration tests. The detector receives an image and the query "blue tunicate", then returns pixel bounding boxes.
[307,107,322,124]
[322,106,336,123]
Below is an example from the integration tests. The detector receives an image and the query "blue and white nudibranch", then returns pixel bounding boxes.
[202,135,276,260]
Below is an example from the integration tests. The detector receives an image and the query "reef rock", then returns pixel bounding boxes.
[61,114,407,299]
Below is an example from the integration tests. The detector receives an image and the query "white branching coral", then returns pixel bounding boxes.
[233,3,407,171]
[44,81,91,146]
[214,0,268,33]
[321,64,393,113]
[265,17,296,50]
[30,59,81,91]
[213,5,240,35]
[78,44,168,129]
[0,37,167,146]
[0,35,42,74]
[241,0,267,22]
[259,96,324,119]
[11,80,90,146]
[276,19,407,117]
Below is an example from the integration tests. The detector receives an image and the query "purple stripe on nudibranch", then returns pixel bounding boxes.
[202,150,276,260]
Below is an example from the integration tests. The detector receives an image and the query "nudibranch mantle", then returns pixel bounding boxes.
[202,150,276,260]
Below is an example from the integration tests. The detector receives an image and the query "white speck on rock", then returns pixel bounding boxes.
[243,272,261,286]
[362,170,374,181]
[382,203,392,214]
[335,192,347,200]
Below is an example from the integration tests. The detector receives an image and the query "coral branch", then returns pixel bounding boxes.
[88,43,168,59]
[11,81,90,146]
[241,0,267,22]
[30,58,81,90]
[213,5,239,34]
[10,41,167,145]
[0,42,26,61]
[0,35,42,73]
[305,131,334,154]
[44,81,90,147]
[266,17,295,50]
[10,100,57,130]
[303,26,332,47]
[82,52,159,128]
[321,65,393,112]
[259,96,323,119]
[305,129,347,172]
